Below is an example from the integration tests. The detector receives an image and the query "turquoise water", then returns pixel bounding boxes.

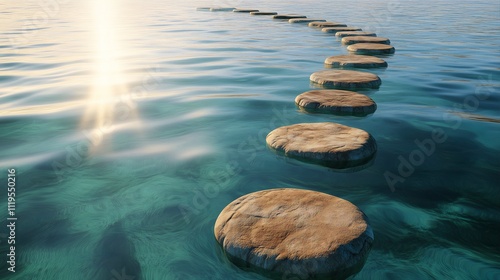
[1,0,499,279]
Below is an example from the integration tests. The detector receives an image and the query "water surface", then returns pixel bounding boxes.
[1,0,499,279]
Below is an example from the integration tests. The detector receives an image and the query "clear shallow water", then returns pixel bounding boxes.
[0,0,499,279]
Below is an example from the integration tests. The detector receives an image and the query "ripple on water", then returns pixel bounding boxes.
[0,61,67,71]
[1,0,499,279]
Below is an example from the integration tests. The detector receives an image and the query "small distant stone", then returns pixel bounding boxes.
[266,122,377,167]
[273,14,307,19]
[335,31,377,38]
[295,89,377,116]
[322,27,362,34]
[342,36,391,45]
[310,69,381,89]
[250,12,278,15]
[289,18,326,23]
[196,7,211,11]
[347,43,396,54]
[209,7,236,12]
[214,188,374,279]
[308,22,347,28]
[324,54,388,68]
[233,9,259,13]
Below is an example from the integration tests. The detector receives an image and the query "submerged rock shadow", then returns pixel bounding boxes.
[92,221,142,280]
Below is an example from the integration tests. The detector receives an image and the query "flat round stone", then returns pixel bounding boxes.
[233,9,259,13]
[347,43,396,54]
[289,18,326,23]
[295,90,377,115]
[310,70,381,89]
[273,14,307,19]
[209,7,236,12]
[214,188,374,279]
[321,27,361,33]
[342,36,391,45]
[308,21,347,28]
[250,12,277,15]
[322,27,362,33]
[335,31,377,38]
[266,123,377,167]
[324,55,388,68]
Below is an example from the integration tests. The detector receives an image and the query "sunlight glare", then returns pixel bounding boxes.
[80,0,138,147]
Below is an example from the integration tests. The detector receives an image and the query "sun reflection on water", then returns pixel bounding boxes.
[80,0,139,147]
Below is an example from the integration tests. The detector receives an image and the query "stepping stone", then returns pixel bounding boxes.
[310,70,381,89]
[233,9,259,13]
[322,27,362,34]
[335,31,377,38]
[342,36,391,45]
[250,12,278,15]
[295,89,377,116]
[196,7,211,11]
[209,7,236,12]
[289,18,326,23]
[266,122,377,167]
[273,14,307,19]
[214,188,374,279]
[308,21,347,28]
[324,54,388,68]
[347,43,395,54]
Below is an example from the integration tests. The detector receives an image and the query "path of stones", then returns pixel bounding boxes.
[197,7,396,280]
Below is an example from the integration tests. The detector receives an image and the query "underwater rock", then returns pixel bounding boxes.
[93,222,142,280]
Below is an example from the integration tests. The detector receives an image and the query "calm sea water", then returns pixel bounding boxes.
[1,0,499,279]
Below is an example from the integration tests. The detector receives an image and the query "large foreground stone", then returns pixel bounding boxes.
[322,27,362,34]
[342,36,391,45]
[335,31,376,38]
[295,90,377,116]
[309,22,347,28]
[214,188,374,279]
[266,122,377,168]
[324,55,388,68]
[347,43,396,54]
[310,70,381,89]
